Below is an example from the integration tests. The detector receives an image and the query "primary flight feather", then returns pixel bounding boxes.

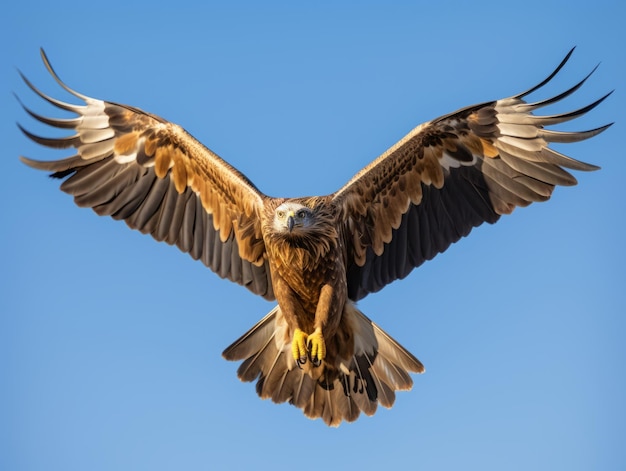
[19,48,611,426]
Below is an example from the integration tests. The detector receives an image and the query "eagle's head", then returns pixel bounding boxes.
[265,199,338,264]
[272,201,315,235]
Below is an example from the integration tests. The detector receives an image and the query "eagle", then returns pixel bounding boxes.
[19,48,611,426]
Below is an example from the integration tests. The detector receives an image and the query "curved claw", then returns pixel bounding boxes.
[307,328,326,366]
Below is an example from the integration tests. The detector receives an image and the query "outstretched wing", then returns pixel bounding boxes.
[334,48,612,301]
[19,49,274,300]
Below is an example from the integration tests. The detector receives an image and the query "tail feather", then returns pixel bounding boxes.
[359,353,396,408]
[223,306,284,383]
[265,368,294,404]
[237,336,276,383]
[222,303,424,426]
[363,321,420,390]
[287,371,316,409]
[371,354,413,391]
[222,307,280,361]
[305,380,361,425]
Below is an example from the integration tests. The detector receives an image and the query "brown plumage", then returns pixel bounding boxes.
[18,48,611,426]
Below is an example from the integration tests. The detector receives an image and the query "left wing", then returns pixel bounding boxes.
[333,48,612,301]
[19,50,274,299]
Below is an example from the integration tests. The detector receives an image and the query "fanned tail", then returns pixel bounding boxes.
[222,303,424,426]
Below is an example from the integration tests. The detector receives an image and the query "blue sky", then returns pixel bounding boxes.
[2,1,625,470]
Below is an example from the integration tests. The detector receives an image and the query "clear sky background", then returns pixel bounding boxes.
[2,1,624,470]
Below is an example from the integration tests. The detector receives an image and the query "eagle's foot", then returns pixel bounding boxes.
[307,328,326,367]
[292,328,309,368]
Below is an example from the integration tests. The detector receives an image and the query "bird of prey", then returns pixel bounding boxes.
[18,48,611,426]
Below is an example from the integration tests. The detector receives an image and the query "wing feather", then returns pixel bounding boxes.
[19,49,274,300]
[336,49,610,300]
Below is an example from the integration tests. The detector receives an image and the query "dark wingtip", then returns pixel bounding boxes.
[597,121,615,134]
[19,155,58,172]
[19,154,80,179]
[39,48,53,75]
[38,47,88,100]
[19,155,37,167]
[17,121,79,149]
[514,47,578,99]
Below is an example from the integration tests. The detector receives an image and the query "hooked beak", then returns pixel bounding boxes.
[287,214,295,232]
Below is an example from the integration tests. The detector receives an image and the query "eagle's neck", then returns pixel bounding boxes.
[268,232,337,271]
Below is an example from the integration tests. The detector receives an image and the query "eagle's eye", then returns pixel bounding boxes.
[297,210,307,219]
[277,210,285,219]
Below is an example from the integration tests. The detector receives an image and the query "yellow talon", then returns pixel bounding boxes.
[292,328,308,365]
[307,328,326,366]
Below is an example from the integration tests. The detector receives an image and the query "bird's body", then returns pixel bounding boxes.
[19,48,611,426]
[264,198,346,342]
